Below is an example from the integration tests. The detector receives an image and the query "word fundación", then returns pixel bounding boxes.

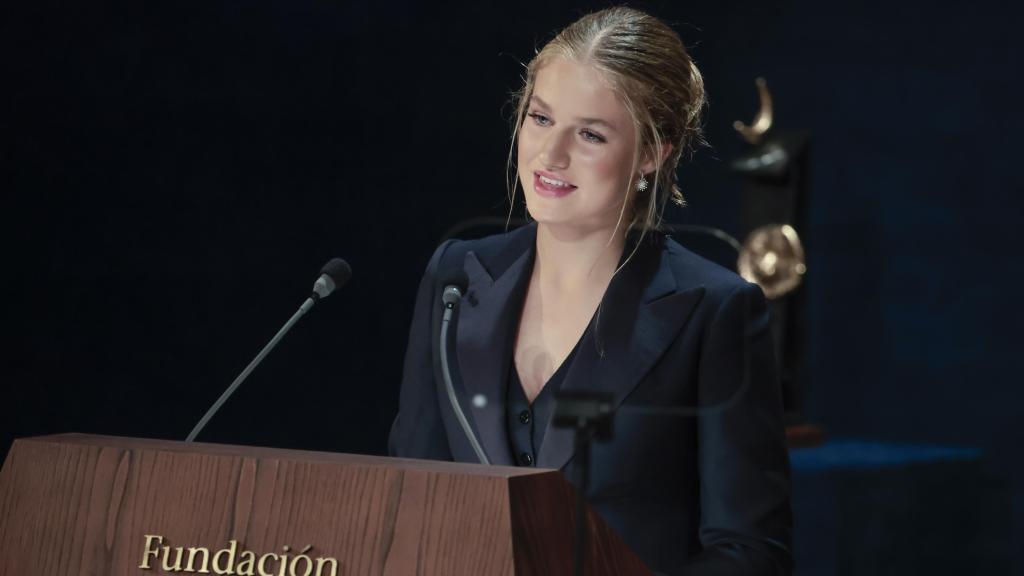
[139,535,339,576]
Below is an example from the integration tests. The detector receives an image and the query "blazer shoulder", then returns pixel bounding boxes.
[436,223,536,277]
[662,234,759,303]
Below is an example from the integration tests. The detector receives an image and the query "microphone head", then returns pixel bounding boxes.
[321,258,352,288]
[312,258,351,300]
[440,268,469,306]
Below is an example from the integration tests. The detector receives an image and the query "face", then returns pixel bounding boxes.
[517,57,647,236]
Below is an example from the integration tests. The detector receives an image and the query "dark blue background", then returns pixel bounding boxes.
[3,0,1021,572]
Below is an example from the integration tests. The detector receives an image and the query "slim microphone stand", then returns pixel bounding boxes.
[185,295,320,443]
[553,391,614,576]
[438,286,490,465]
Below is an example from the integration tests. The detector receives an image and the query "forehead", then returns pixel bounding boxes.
[531,58,630,125]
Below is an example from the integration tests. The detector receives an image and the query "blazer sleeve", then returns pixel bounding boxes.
[388,240,456,461]
[682,281,793,575]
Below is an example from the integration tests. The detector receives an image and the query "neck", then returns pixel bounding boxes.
[533,222,627,293]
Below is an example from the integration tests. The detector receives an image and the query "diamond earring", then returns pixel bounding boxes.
[636,174,649,192]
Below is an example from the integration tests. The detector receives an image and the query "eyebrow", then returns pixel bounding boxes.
[530,95,618,133]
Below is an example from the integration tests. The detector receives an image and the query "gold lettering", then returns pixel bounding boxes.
[140,535,163,569]
[186,546,211,573]
[314,558,337,576]
[212,539,238,575]
[236,551,257,576]
[278,546,290,576]
[138,536,331,576]
[162,545,185,571]
[289,551,312,576]
[257,553,279,576]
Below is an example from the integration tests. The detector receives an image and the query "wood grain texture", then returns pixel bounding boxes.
[0,434,649,575]
[507,474,650,576]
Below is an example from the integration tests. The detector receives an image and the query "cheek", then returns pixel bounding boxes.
[516,126,540,167]
[576,145,631,188]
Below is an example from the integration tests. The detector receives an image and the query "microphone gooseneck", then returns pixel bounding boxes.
[437,269,490,465]
[185,258,351,443]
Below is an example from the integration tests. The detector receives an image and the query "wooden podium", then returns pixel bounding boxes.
[0,434,649,575]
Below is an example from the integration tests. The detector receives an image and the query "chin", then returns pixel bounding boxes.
[526,209,601,234]
[524,195,572,224]
[524,207,563,227]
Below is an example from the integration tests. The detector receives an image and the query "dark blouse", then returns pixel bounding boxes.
[505,332,586,467]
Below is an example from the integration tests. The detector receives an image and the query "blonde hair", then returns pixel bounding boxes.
[507,6,707,234]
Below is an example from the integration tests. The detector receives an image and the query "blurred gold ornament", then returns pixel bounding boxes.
[738,224,806,299]
[733,77,773,145]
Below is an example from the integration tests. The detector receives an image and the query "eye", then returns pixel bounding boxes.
[580,129,606,143]
[527,111,552,126]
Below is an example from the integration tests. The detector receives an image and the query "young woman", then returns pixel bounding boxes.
[390,7,792,575]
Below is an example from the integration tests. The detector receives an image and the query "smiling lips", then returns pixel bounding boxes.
[533,171,578,198]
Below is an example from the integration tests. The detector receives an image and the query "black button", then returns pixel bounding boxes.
[518,410,531,425]
[519,452,534,466]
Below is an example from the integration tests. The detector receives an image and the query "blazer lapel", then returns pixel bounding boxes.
[536,238,706,470]
[450,227,536,466]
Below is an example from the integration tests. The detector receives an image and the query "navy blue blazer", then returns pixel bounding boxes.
[390,223,792,575]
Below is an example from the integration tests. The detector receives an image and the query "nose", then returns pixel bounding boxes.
[539,128,571,170]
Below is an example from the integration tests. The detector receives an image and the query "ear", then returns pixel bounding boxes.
[640,143,675,174]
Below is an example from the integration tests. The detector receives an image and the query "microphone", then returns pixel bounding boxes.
[437,269,490,465]
[185,258,352,442]
[309,257,352,306]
